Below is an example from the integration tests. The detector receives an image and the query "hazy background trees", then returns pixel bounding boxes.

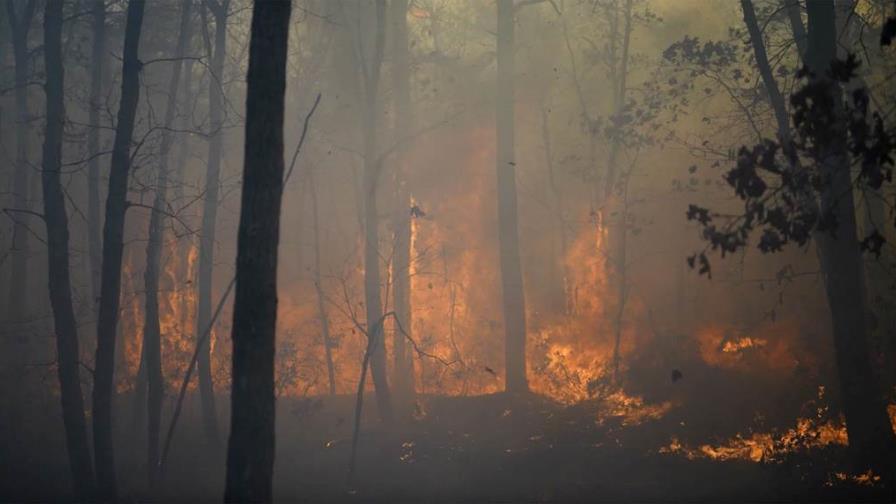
[0,0,894,500]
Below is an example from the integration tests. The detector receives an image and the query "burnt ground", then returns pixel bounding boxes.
[3,385,893,503]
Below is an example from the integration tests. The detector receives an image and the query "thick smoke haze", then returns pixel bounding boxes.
[1,0,895,501]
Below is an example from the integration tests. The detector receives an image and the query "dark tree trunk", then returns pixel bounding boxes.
[783,0,807,60]
[87,0,106,311]
[40,1,96,498]
[496,0,528,393]
[390,0,415,411]
[224,1,292,500]
[196,0,229,448]
[92,1,146,499]
[141,0,193,485]
[742,0,791,143]
[805,0,896,472]
[4,0,37,324]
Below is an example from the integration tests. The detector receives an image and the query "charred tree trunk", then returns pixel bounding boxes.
[87,0,106,311]
[41,1,96,498]
[223,1,292,500]
[196,0,229,448]
[497,0,528,393]
[309,168,336,395]
[141,0,193,485]
[92,1,146,499]
[390,0,415,411]
[5,0,37,324]
[805,0,896,471]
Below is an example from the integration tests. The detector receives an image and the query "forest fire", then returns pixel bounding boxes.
[3,0,896,501]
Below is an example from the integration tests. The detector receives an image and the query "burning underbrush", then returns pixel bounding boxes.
[106,126,895,500]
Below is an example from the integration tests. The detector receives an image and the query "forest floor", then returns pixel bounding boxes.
[3,386,894,502]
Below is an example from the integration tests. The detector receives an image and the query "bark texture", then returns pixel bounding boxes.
[224,1,292,501]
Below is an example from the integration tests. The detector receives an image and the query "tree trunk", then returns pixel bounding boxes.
[540,107,570,315]
[224,2,291,500]
[196,0,229,449]
[497,0,528,393]
[354,0,393,423]
[87,0,106,312]
[390,0,415,411]
[41,1,96,498]
[141,0,192,485]
[174,18,196,331]
[606,0,633,383]
[309,168,336,395]
[92,1,146,499]
[5,0,37,324]
[742,0,791,143]
[783,0,807,60]
[805,0,896,472]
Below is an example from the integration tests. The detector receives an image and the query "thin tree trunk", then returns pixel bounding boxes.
[141,0,193,485]
[41,1,96,498]
[87,0,106,311]
[497,0,528,393]
[353,0,394,422]
[390,0,415,410]
[174,20,196,331]
[608,0,633,384]
[805,0,896,471]
[196,0,229,448]
[742,0,792,143]
[603,0,632,200]
[224,2,292,500]
[309,168,336,396]
[92,1,146,499]
[5,0,36,324]
[783,0,808,60]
